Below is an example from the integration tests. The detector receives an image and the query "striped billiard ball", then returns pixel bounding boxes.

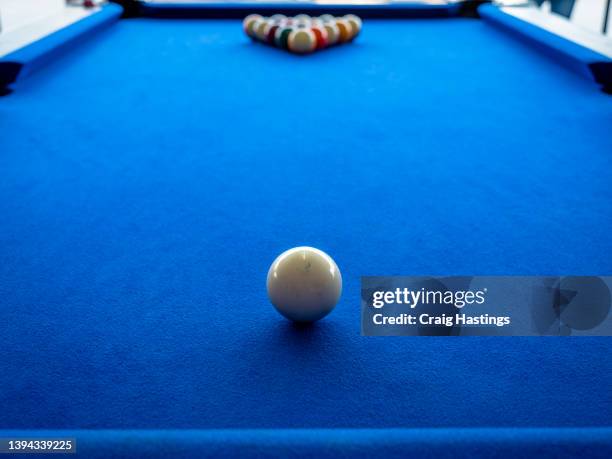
[255,19,271,41]
[343,14,362,39]
[262,19,279,43]
[321,21,340,45]
[275,25,294,49]
[243,14,263,38]
[255,18,273,43]
[267,23,281,44]
[335,18,352,43]
[310,25,329,50]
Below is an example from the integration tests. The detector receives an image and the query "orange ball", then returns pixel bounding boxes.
[335,19,352,43]
[343,14,362,39]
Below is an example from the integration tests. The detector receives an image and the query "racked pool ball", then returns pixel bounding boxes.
[321,21,340,46]
[252,18,267,41]
[275,25,294,49]
[267,247,342,322]
[319,14,336,24]
[287,28,317,54]
[243,14,263,38]
[310,25,329,50]
[261,19,278,43]
[266,23,282,44]
[335,18,352,43]
[269,14,287,24]
[343,14,362,39]
[294,14,312,25]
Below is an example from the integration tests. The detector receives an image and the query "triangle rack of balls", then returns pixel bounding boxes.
[243,14,362,54]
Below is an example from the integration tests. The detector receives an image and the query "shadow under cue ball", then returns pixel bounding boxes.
[267,247,342,322]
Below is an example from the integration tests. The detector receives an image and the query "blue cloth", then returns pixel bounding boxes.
[0,14,611,457]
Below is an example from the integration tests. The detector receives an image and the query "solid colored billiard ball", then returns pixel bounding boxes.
[243,14,263,38]
[287,28,317,54]
[343,14,362,39]
[267,247,342,322]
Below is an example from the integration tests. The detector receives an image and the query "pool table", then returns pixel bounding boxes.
[1,1,611,457]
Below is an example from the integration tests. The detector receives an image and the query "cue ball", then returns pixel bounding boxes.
[267,247,342,322]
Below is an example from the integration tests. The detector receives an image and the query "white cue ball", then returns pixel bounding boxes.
[267,247,342,322]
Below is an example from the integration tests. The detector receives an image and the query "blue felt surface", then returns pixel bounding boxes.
[0,17,611,435]
[0,4,122,88]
